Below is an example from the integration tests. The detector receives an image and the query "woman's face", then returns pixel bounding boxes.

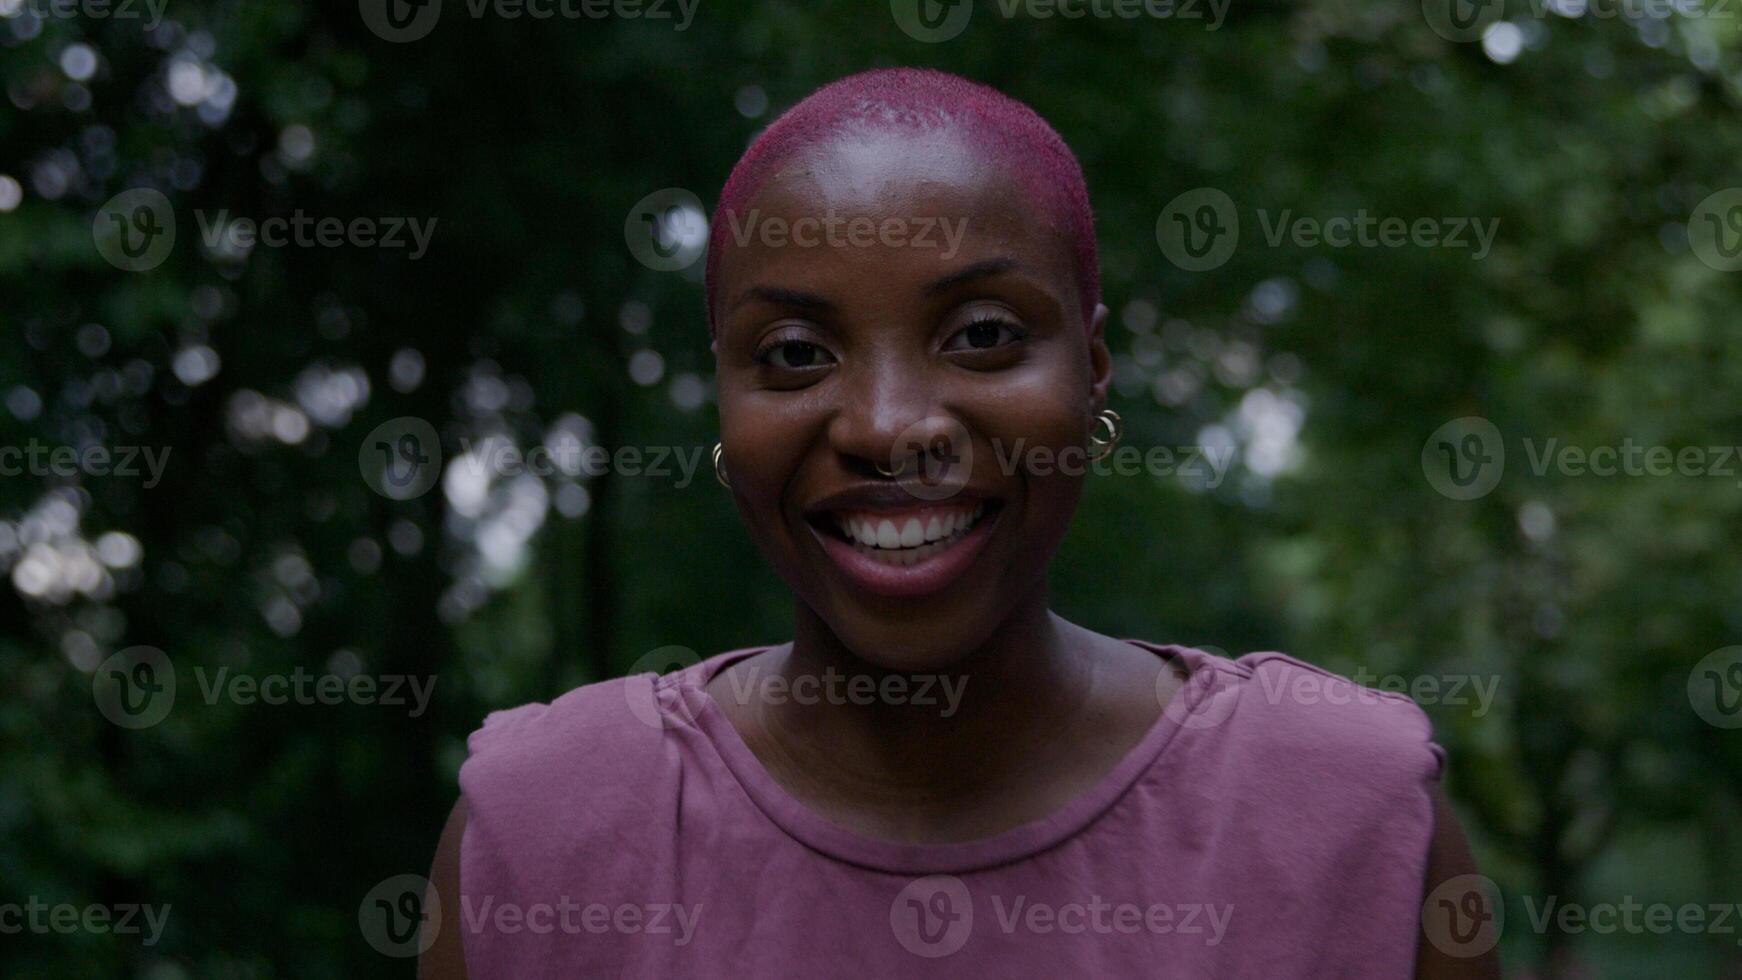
[713,128,1110,671]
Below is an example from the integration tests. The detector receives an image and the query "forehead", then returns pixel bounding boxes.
[770,127,987,207]
[714,128,1078,308]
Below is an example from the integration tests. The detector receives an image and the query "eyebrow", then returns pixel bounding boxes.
[727,257,1024,316]
[730,285,835,315]
[925,257,1021,295]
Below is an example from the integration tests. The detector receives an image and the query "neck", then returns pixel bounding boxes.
[760,586,1101,801]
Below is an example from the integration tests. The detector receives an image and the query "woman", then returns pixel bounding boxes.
[422,68,1497,978]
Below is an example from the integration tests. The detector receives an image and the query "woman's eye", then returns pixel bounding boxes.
[758,340,834,370]
[946,318,1022,352]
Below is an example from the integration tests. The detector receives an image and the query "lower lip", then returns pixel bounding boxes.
[809,509,1000,599]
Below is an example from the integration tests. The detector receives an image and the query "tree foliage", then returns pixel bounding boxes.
[1,0,1739,975]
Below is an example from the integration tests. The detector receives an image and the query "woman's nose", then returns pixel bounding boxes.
[828,361,939,472]
[827,364,973,488]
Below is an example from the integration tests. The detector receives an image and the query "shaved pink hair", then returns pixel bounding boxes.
[704,67,1100,335]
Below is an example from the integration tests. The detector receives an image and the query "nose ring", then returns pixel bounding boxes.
[874,456,908,479]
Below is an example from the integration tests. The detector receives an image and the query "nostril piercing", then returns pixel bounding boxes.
[874,456,910,479]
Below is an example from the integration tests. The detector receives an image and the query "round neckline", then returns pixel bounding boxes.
[673,640,1221,875]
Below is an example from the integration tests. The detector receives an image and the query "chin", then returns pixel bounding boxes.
[831,611,990,675]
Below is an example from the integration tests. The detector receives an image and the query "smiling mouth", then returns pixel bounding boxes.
[810,500,999,567]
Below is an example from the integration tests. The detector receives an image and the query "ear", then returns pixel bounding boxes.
[1086,302,1112,414]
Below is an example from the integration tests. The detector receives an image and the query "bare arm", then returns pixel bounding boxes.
[1414,785,1502,980]
[419,797,469,980]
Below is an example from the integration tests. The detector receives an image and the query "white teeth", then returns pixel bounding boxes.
[832,502,992,563]
[855,534,950,566]
[899,518,925,547]
[876,519,900,549]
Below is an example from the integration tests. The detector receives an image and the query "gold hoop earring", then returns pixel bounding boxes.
[1087,409,1122,463]
[712,442,730,488]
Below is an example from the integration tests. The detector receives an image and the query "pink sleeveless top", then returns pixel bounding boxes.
[457,642,1444,977]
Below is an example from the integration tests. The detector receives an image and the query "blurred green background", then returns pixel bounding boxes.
[3,0,1740,975]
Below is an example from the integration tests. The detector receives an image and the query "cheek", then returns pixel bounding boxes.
[718,391,817,532]
[968,352,1092,458]
[961,357,1092,542]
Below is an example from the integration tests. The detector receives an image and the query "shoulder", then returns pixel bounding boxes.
[454,647,767,843]
[1183,648,1446,796]
[458,665,695,813]
[437,660,719,977]
[1167,647,1452,950]
[452,657,734,904]
[463,674,651,770]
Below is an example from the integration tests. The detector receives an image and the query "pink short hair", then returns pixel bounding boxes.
[704,67,1100,335]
